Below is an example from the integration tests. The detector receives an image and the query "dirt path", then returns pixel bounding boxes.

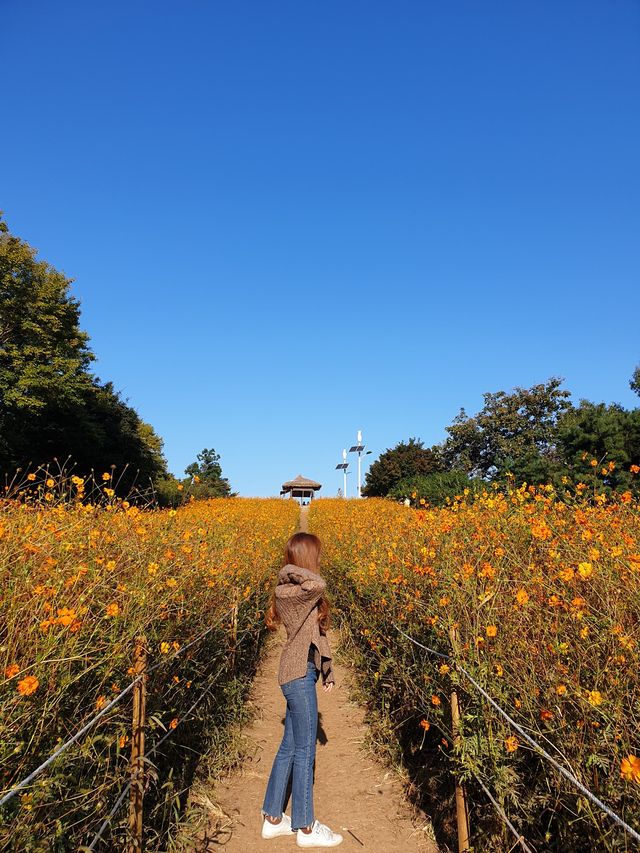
[188,507,438,852]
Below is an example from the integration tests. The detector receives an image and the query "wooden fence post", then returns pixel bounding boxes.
[127,635,147,853]
[449,625,471,853]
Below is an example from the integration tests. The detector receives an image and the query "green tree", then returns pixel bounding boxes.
[556,401,640,495]
[0,215,94,414]
[362,437,443,497]
[184,448,233,498]
[0,214,168,493]
[388,470,484,506]
[441,377,572,484]
[631,364,640,398]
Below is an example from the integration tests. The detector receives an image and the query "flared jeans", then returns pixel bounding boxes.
[262,660,319,831]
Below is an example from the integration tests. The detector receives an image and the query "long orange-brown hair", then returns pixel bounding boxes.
[265,532,330,633]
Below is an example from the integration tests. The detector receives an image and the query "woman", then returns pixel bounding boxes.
[260,532,343,848]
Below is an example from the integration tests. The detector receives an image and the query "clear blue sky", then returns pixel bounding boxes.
[3,1,639,496]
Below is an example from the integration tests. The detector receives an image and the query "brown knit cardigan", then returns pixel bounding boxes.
[274,563,335,686]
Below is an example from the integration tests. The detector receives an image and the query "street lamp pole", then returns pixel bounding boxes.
[349,429,370,499]
[335,448,349,498]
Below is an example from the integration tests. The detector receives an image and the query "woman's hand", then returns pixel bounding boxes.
[323,682,334,693]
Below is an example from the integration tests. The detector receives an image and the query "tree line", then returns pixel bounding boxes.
[0,215,231,504]
[363,373,640,503]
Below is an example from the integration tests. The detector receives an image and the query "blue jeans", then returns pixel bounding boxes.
[262,661,319,830]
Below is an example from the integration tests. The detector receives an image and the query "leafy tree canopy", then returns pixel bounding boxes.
[362,437,443,497]
[184,448,233,498]
[388,470,484,506]
[441,377,572,483]
[0,214,168,493]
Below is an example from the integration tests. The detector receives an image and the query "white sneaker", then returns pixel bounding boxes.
[296,820,343,848]
[261,811,293,839]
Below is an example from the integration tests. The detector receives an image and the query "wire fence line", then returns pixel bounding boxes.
[85,626,244,851]
[0,604,237,809]
[472,773,536,853]
[394,624,640,846]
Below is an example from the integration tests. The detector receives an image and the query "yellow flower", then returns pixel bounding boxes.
[102,472,111,481]
[620,754,640,783]
[27,473,36,481]
[486,625,498,638]
[147,562,159,575]
[577,562,593,579]
[105,602,119,617]
[46,478,55,488]
[587,690,603,707]
[505,736,519,753]
[515,588,529,606]
[17,675,39,696]
[166,577,177,588]
[590,459,598,467]
[160,642,170,654]
[556,684,567,696]
[438,664,450,675]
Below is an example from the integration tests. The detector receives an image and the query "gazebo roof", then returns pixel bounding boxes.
[281,474,322,490]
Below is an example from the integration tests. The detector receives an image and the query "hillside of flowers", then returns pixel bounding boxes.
[309,482,640,852]
[0,477,299,851]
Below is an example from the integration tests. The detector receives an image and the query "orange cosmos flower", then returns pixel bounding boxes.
[505,736,519,753]
[56,607,76,627]
[105,602,119,617]
[515,588,529,606]
[419,719,430,731]
[587,690,603,707]
[169,718,178,729]
[486,625,498,638]
[17,675,39,696]
[5,664,20,679]
[540,709,553,722]
[620,755,640,783]
[431,695,441,706]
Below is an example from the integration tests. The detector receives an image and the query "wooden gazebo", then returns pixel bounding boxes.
[280,474,322,505]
